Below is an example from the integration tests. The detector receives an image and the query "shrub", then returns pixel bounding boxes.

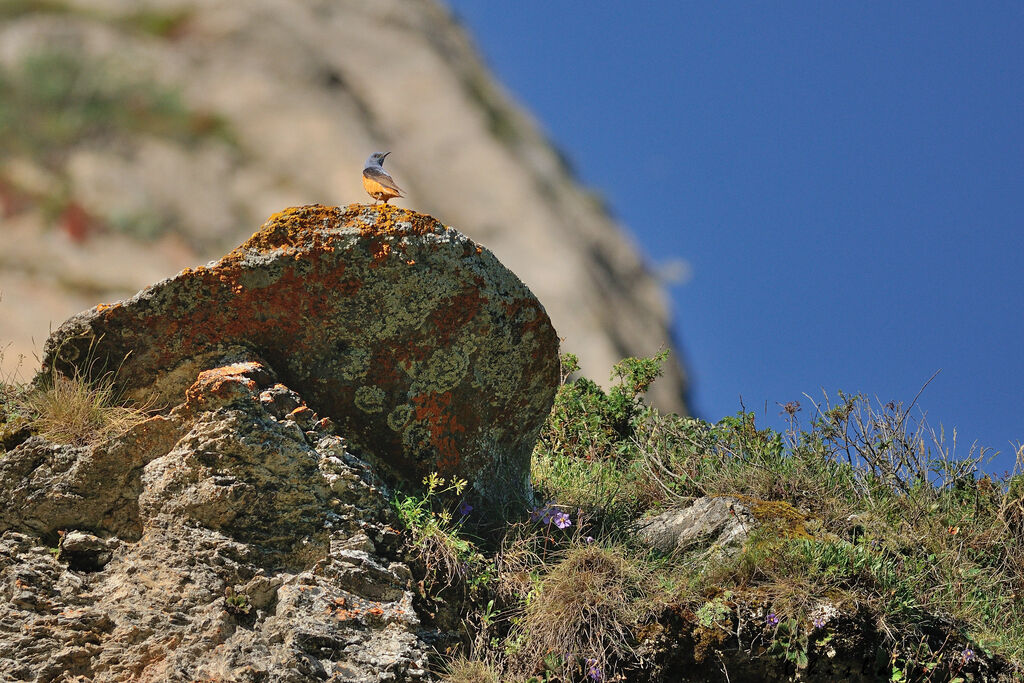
[533,352,668,532]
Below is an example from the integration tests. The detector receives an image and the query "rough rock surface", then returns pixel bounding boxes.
[637,496,754,557]
[42,204,559,507]
[0,0,689,414]
[0,360,434,682]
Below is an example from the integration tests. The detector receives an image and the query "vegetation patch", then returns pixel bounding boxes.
[0,50,229,167]
[0,1,194,39]
[1,335,149,451]
[0,0,73,21]
[507,544,650,680]
[382,351,1024,681]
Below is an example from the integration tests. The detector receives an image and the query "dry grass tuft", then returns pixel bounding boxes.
[439,657,501,683]
[24,371,148,447]
[511,544,649,677]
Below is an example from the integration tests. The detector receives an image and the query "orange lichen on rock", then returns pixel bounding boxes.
[371,241,391,262]
[184,362,266,409]
[229,204,442,262]
[351,203,444,239]
[412,391,466,472]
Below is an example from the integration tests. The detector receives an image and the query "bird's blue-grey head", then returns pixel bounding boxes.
[364,151,390,169]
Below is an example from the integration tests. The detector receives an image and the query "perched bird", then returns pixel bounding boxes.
[362,151,405,204]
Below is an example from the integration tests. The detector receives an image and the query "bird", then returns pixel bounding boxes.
[362,151,405,204]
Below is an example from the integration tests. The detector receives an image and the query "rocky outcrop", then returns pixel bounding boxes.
[0,359,434,682]
[42,204,559,508]
[0,203,558,680]
[0,0,689,413]
[1,200,558,679]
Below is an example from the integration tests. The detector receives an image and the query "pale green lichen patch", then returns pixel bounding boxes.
[410,349,470,395]
[354,385,385,414]
[386,404,412,432]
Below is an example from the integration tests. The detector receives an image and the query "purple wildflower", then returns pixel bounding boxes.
[552,511,572,529]
[530,502,573,528]
[962,648,975,663]
[585,536,595,544]
[458,501,472,516]
[812,616,826,629]
[766,612,780,627]
[586,658,602,681]
[530,502,556,524]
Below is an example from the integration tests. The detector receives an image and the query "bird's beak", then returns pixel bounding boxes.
[382,151,390,159]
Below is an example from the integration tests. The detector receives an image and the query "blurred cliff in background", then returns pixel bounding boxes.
[0,0,689,414]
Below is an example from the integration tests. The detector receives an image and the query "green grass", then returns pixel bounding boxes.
[392,473,491,593]
[388,352,1024,682]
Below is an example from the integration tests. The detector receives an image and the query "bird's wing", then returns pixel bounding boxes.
[362,167,404,194]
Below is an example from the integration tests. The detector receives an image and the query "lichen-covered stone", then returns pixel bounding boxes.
[0,360,432,681]
[41,204,560,507]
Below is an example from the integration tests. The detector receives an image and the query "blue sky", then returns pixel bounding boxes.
[446,2,1024,475]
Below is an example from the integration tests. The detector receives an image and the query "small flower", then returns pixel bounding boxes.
[584,536,595,544]
[948,525,960,536]
[530,502,556,524]
[458,501,472,516]
[586,658,602,681]
[552,511,572,529]
[962,648,975,663]
[766,612,780,627]
[812,616,827,629]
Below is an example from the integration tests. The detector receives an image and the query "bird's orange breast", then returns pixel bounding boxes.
[362,175,401,199]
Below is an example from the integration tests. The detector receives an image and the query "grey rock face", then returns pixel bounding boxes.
[637,496,754,557]
[0,361,434,682]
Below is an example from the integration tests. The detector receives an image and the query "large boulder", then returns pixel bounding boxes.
[41,204,560,507]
